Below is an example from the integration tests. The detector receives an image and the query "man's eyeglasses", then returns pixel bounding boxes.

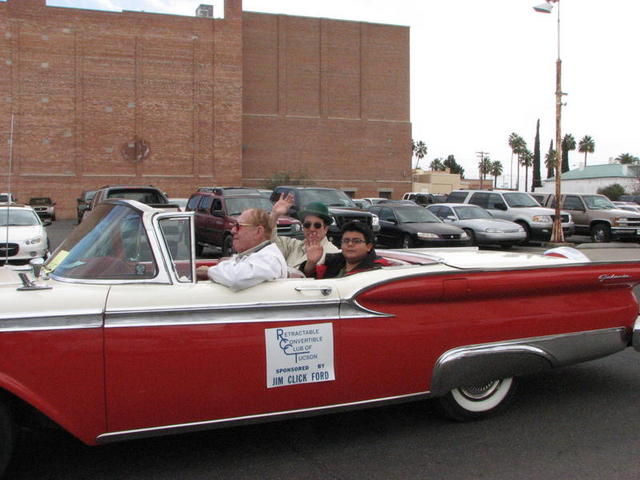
[303,221,324,229]
[341,237,366,245]
[233,222,255,231]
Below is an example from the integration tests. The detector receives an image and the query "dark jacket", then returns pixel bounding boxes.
[313,249,390,279]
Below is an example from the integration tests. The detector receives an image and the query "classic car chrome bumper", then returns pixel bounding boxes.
[633,316,640,352]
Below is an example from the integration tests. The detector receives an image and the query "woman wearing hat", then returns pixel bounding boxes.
[270,194,340,270]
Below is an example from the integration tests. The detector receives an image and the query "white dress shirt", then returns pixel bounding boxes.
[208,241,288,291]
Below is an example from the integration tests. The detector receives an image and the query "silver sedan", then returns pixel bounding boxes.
[427,203,526,247]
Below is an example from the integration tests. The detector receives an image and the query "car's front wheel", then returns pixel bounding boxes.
[463,229,476,246]
[402,234,413,249]
[435,377,516,421]
[0,401,14,478]
[591,223,611,243]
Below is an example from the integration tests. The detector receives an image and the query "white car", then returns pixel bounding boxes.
[0,204,49,264]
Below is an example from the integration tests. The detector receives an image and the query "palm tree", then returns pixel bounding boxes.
[508,133,525,189]
[520,148,533,192]
[478,156,493,189]
[578,135,595,166]
[490,160,503,188]
[412,140,427,169]
[429,158,445,171]
[545,141,556,179]
[616,153,640,165]
[561,134,576,172]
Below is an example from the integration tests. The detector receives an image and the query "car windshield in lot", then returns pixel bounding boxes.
[106,189,164,204]
[226,197,274,216]
[453,205,493,220]
[299,189,356,208]
[45,204,158,280]
[395,207,440,223]
[583,195,616,210]
[503,192,540,208]
[28,197,52,205]
[0,209,40,226]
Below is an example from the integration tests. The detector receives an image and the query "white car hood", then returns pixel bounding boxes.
[2,224,45,242]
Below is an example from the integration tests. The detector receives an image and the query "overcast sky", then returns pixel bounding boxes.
[13,0,640,186]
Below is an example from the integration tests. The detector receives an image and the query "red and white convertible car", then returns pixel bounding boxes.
[1,199,640,475]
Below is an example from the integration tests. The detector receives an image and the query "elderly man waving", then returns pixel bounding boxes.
[196,208,288,290]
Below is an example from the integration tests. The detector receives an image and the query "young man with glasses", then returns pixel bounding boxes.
[196,208,288,290]
[302,222,389,279]
[270,195,340,269]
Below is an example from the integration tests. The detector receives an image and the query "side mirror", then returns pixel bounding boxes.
[30,257,45,278]
[43,219,52,226]
[212,210,224,217]
[445,216,456,221]
[494,203,508,211]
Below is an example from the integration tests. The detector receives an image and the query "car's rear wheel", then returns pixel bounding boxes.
[222,235,234,257]
[435,377,516,421]
[0,401,14,478]
[590,223,611,243]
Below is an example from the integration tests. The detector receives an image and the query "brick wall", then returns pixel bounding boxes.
[241,13,412,199]
[0,0,243,218]
[0,1,411,219]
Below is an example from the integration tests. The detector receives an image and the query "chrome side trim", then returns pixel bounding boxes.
[96,390,430,444]
[105,301,342,328]
[430,327,629,396]
[633,316,640,352]
[0,313,103,332]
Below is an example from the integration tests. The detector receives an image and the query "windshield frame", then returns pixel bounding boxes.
[453,205,493,220]
[395,206,441,224]
[45,201,177,285]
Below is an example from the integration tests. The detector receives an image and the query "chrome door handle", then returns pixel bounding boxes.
[294,286,332,296]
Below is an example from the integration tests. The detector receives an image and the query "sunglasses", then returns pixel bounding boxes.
[303,221,324,229]
[341,238,366,245]
[233,222,255,231]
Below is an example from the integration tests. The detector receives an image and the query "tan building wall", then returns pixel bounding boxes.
[412,169,462,195]
[0,0,411,219]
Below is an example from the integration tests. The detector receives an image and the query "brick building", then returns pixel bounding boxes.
[0,0,411,219]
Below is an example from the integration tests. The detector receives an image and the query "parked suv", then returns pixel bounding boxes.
[187,189,302,256]
[541,193,640,242]
[270,186,380,245]
[28,197,56,221]
[447,190,573,242]
[83,185,178,222]
[76,190,97,224]
[0,193,17,204]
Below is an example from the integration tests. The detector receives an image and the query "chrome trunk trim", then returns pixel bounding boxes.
[430,327,629,396]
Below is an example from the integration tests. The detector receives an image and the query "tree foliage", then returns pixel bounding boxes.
[532,119,542,190]
[545,140,555,179]
[578,135,595,166]
[597,183,625,201]
[561,133,576,173]
[491,160,503,188]
[429,158,445,171]
[412,140,428,169]
[443,155,465,178]
[616,153,639,165]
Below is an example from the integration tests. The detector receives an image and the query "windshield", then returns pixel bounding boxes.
[583,195,616,210]
[0,209,40,226]
[395,207,440,223]
[299,189,356,208]
[0,194,11,203]
[106,189,165,204]
[503,192,540,208]
[29,198,52,205]
[45,204,158,280]
[454,205,492,220]
[225,197,273,216]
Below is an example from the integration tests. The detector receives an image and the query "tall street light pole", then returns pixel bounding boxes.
[534,0,564,243]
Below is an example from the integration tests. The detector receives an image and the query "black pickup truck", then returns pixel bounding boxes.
[271,186,380,245]
[81,185,179,222]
